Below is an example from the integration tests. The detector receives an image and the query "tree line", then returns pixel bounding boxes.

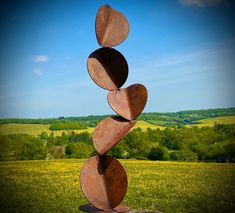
[1,123,235,162]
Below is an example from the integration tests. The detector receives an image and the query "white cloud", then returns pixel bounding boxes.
[127,40,235,88]
[33,55,48,62]
[179,0,225,7]
[32,68,43,76]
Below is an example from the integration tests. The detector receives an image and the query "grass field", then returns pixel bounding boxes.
[0,123,94,136]
[134,120,164,130]
[0,159,234,213]
[0,121,161,136]
[186,116,235,128]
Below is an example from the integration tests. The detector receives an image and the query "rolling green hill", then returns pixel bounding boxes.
[0,121,163,136]
[1,108,235,136]
[186,116,235,127]
[1,107,235,126]
[0,123,94,136]
[1,116,235,136]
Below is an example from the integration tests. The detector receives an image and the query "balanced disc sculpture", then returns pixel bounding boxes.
[80,4,148,212]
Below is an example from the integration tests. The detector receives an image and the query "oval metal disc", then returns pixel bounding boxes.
[80,155,128,210]
[95,5,130,47]
[87,48,128,90]
[108,84,148,121]
[93,116,135,155]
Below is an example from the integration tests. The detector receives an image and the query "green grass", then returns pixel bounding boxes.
[134,120,164,130]
[146,120,167,126]
[0,121,162,136]
[0,159,234,213]
[0,124,51,136]
[186,116,235,128]
[0,123,94,136]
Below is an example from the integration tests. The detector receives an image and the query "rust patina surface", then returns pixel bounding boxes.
[80,156,128,210]
[87,48,128,91]
[80,4,148,212]
[107,84,148,121]
[93,116,136,155]
[95,5,130,47]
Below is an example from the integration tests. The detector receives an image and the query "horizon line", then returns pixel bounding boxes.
[0,106,234,120]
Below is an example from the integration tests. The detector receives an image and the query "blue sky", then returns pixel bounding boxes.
[0,0,235,118]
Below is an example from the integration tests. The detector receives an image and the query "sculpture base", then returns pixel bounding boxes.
[79,203,131,212]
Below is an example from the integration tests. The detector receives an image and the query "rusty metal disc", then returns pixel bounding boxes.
[107,84,148,121]
[95,5,130,47]
[80,156,128,210]
[87,48,128,90]
[93,116,135,155]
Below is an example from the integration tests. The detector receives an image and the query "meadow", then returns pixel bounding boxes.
[188,116,235,128]
[0,159,235,213]
[0,123,94,136]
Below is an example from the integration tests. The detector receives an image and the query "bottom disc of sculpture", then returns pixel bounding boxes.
[80,155,128,210]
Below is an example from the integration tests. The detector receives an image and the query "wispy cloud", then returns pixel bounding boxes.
[128,40,235,87]
[32,68,43,76]
[179,0,226,7]
[33,55,48,62]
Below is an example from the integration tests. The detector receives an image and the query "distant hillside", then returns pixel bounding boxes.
[186,116,235,128]
[0,121,161,136]
[0,107,235,128]
[140,108,235,127]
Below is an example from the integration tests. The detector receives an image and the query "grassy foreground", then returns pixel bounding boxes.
[0,160,235,213]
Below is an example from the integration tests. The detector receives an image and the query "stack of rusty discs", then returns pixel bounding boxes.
[80,5,148,212]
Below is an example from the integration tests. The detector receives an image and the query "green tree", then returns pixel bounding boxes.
[170,150,198,161]
[109,140,130,159]
[124,129,151,159]
[0,135,14,161]
[223,143,235,162]
[148,146,170,161]
[21,138,47,160]
[65,142,94,158]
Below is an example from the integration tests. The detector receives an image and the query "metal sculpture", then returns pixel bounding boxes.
[80,4,148,212]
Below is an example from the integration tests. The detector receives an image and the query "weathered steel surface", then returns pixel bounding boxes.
[81,4,149,212]
[107,84,148,121]
[96,5,130,48]
[87,48,128,90]
[93,116,135,155]
[80,156,128,210]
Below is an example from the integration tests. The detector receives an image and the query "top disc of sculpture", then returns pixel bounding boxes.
[96,5,130,47]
